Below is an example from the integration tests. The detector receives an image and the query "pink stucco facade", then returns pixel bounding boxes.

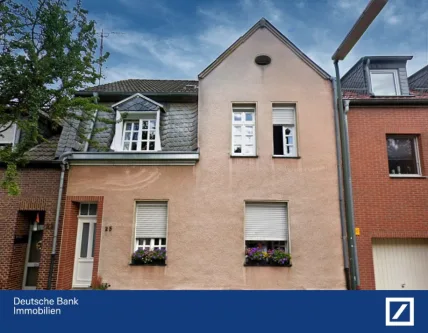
[64,27,345,289]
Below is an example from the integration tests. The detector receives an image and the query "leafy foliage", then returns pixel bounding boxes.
[0,0,112,194]
[91,275,111,290]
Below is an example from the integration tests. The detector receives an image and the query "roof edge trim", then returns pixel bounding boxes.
[111,93,164,109]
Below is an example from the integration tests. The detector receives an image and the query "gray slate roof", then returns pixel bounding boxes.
[26,135,60,161]
[55,94,198,156]
[81,79,198,94]
[161,103,198,151]
[409,64,428,90]
[341,56,413,98]
[87,109,116,152]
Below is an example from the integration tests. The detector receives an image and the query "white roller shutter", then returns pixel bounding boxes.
[272,108,295,125]
[135,202,167,238]
[245,203,288,241]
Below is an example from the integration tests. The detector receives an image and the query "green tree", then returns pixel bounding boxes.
[0,0,111,195]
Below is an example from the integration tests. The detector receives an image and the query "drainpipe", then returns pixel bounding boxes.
[364,58,373,95]
[334,60,360,290]
[331,77,351,289]
[47,151,74,289]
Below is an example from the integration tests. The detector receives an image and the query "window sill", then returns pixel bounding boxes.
[389,175,426,179]
[244,263,292,267]
[230,155,258,158]
[272,155,301,159]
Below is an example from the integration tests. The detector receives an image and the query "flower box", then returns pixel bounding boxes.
[245,247,292,267]
[131,248,167,266]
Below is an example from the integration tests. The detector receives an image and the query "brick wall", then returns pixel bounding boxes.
[56,196,103,290]
[0,167,67,290]
[347,106,428,290]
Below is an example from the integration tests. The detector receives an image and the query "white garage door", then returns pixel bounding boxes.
[372,238,428,290]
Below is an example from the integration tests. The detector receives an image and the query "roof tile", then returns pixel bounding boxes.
[81,79,198,94]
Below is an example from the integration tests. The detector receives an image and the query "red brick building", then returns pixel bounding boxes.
[0,137,66,290]
[342,57,428,290]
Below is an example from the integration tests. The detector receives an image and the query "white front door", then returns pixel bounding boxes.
[73,216,97,288]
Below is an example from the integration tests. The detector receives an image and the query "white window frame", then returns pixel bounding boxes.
[370,69,401,96]
[231,107,256,156]
[0,123,17,147]
[122,118,159,152]
[134,238,167,251]
[272,125,297,157]
[272,107,297,157]
[387,135,422,177]
[78,203,98,217]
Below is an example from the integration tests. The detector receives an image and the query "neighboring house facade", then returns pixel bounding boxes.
[0,132,66,290]
[342,56,428,290]
[56,18,346,290]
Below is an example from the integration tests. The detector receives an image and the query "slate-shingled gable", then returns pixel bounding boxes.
[161,103,198,151]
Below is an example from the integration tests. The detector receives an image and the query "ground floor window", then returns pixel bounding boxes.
[244,202,290,266]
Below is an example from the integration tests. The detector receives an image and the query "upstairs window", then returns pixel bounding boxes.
[0,123,17,148]
[122,119,157,151]
[387,135,421,176]
[272,106,297,157]
[370,69,401,96]
[232,105,256,156]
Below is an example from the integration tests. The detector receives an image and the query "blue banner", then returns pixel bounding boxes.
[0,291,427,332]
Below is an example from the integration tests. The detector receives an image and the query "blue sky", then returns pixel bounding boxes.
[84,0,428,84]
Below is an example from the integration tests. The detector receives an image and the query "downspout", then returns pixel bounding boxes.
[364,58,373,95]
[331,77,351,290]
[46,151,73,290]
[334,60,360,290]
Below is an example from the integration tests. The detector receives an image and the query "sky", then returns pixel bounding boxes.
[84,0,428,84]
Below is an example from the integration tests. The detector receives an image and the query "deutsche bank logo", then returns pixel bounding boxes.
[385,298,414,326]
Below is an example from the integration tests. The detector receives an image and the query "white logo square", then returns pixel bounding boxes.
[385,297,414,326]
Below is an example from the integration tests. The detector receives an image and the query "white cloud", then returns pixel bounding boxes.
[89,0,428,84]
[198,26,243,49]
[383,4,402,25]
[296,1,305,9]
[103,65,158,82]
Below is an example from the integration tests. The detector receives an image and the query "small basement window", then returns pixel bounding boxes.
[386,135,421,176]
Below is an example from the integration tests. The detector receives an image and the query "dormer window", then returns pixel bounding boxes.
[110,93,163,152]
[122,119,157,151]
[370,69,401,96]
